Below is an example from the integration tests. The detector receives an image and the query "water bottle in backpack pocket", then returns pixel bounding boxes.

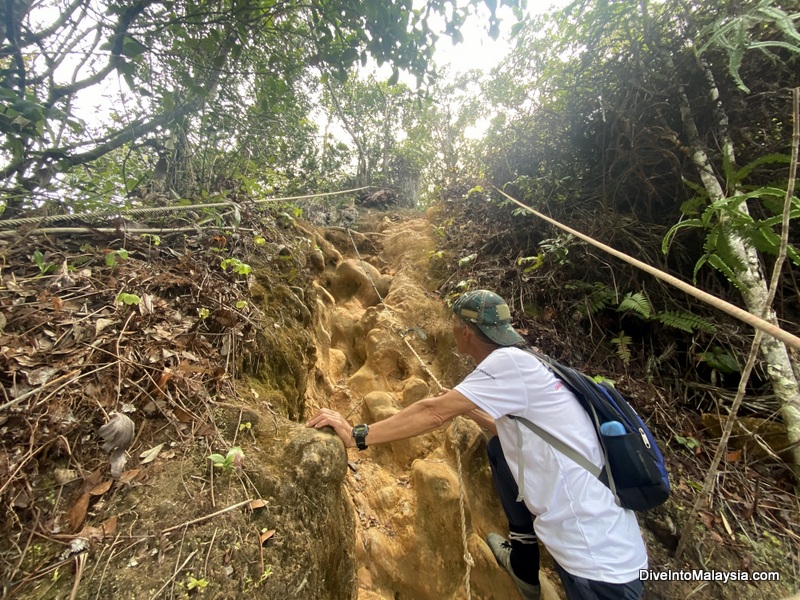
[599,420,669,511]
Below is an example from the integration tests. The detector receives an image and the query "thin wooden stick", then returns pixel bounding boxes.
[69,553,87,600]
[0,369,81,411]
[161,499,252,535]
[147,549,197,600]
[492,185,800,351]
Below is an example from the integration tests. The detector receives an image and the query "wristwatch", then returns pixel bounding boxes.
[352,423,369,450]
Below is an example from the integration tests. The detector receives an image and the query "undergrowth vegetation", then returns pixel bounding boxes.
[431,182,799,585]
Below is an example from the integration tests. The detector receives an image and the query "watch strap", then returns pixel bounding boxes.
[352,423,369,450]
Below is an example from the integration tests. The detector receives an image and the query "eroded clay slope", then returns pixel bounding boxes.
[304,215,562,600]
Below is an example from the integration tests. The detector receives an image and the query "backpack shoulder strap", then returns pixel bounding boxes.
[516,348,620,501]
[514,416,603,478]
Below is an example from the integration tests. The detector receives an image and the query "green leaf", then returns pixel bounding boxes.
[610,331,632,365]
[116,292,141,305]
[662,218,704,254]
[458,253,477,268]
[617,292,651,319]
[121,36,147,58]
[341,47,359,65]
[656,311,717,334]
[698,347,740,373]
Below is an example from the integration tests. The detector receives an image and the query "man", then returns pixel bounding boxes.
[307,290,647,599]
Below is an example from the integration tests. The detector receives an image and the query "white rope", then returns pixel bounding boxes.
[0,186,371,230]
[492,185,800,352]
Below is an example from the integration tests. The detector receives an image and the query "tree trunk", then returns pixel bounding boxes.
[670,53,800,476]
[324,79,368,187]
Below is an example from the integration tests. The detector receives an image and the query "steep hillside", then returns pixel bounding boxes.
[0,200,795,599]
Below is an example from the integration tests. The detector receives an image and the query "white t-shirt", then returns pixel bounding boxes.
[455,347,648,583]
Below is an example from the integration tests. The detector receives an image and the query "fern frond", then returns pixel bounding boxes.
[734,155,791,183]
[578,285,616,316]
[707,254,748,293]
[656,311,717,334]
[611,331,632,365]
[663,218,704,254]
[714,231,749,274]
[617,292,652,319]
[787,245,800,267]
[761,189,800,216]
[692,255,709,285]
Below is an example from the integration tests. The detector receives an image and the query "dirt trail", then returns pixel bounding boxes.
[305,214,563,600]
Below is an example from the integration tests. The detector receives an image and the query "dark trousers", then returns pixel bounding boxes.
[486,436,643,600]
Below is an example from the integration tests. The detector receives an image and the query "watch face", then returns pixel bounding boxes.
[353,424,368,449]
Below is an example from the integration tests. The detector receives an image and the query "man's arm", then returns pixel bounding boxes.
[306,389,479,448]
[466,407,497,435]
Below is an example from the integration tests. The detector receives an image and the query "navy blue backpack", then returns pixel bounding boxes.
[516,350,671,512]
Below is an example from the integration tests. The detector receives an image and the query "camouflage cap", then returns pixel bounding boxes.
[452,290,525,347]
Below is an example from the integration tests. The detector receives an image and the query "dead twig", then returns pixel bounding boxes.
[203,527,218,579]
[161,499,253,535]
[115,312,135,414]
[147,549,198,600]
[7,555,75,596]
[255,526,265,576]
[0,438,55,497]
[69,552,88,600]
[0,368,81,411]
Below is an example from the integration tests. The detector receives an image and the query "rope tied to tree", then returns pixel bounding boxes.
[491,185,800,353]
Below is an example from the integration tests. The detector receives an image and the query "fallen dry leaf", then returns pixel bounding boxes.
[139,293,154,315]
[118,469,142,484]
[173,407,195,423]
[139,443,164,464]
[26,365,58,386]
[89,480,114,496]
[12,487,31,509]
[248,499,268,510]
[67,492,91,533]
[698,510,715,530]
[95,318,115,336]
[259,529,276,544]
[155,369,173,394]
[84,467,104,489]
[726,449,742,463]
[196,424,215,437]
[101,515,118,537]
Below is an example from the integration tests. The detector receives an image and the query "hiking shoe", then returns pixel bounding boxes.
[486,532,541,600]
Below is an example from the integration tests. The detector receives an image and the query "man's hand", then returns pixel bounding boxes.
[306,408,356,448]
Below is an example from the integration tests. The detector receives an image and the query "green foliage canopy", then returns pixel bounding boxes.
[0,0,519,216]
